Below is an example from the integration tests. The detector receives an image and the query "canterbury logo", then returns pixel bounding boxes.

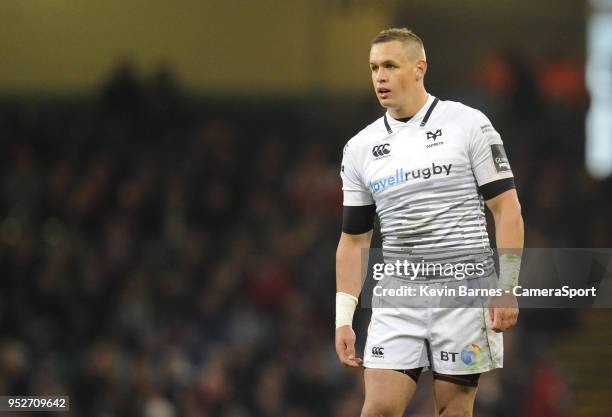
[372,144,391,157]
[426,129,442,141]
[371,346,385,356]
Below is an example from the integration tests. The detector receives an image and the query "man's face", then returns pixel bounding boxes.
[369,40,420,110]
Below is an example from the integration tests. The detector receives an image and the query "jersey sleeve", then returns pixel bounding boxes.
[340,141,374,206]
[467,110,514,186]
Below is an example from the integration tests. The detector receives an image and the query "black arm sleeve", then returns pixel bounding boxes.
[478,177,516,200]
[342,205,376,234]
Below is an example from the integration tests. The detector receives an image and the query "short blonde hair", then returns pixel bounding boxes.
[372,27,424,51]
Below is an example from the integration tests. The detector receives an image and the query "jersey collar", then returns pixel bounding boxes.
[384,94,437,133]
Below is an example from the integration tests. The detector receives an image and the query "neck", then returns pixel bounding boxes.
[388,88,428,119]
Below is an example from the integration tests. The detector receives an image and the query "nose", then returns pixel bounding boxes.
[376,68,387,83]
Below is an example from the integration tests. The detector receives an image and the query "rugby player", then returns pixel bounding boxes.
[335,28,524,417]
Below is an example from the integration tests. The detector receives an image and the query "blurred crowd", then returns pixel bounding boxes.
[0,52,609,417]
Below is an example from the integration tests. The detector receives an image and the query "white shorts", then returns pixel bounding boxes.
[363,280,503,375]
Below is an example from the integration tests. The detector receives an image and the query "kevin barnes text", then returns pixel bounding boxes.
[373,285,598,299]
[373,285,500,297]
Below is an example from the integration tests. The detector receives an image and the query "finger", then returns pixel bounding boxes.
[346,340,356,360]
[341,356,355,366]
[343,357,363,368]
[500,311,513,329]
[335,342,344,359]
[505,314,518,330]
[336,341,349,362]
[491,311,503,332]
[337,339,357,362]
[503,309,517,323]
[498,318,509,332]
[491,316,504,333]
[488,307,495,327]
[501,319,513,332]
[497,311,517,332]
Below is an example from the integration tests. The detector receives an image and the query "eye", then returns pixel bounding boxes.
[385,63,396,69]
[370,66,378,71]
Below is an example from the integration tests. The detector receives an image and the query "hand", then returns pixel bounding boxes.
[335,325,363,367]
[488,292,519,332]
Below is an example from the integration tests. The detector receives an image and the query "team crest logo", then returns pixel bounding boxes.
[425,129,444,148]
[426,129,442,141]
[460,343,482,367]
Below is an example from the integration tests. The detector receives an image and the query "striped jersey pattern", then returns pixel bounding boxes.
[341,95,514,282]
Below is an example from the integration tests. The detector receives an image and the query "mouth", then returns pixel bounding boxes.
[377,87,391,99]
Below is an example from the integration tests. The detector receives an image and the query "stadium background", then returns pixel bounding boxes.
[1,1,611,416]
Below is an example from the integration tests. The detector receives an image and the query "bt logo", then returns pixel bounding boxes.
[440,351,458,362]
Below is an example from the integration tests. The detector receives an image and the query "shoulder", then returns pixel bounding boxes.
[438,100,503,150]
[343,115,388,157]
[437,99,494,130]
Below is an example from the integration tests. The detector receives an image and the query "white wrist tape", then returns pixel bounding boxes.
[335,292,358,329]
[498,253,521,290]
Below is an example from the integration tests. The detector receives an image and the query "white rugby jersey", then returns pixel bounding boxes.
[341,95,514,281]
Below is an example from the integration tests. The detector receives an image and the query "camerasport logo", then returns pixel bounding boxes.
[372,143,391,159]
[371,346,385,358]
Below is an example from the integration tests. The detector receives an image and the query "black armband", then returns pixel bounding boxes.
[342,205,376,234]
[479,178,515,200]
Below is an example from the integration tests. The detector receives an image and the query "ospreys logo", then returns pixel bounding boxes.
[372,143,391,159]
[426,129,442,141]
[426,129,444,148]
[371,346,385,357]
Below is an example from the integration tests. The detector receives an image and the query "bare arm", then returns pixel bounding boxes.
[336,230,374,297]
[335,229,372,367]
[485,188,524,332]
[485,188,524,250]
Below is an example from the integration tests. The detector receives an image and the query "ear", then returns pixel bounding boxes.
[415,59,427,81]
